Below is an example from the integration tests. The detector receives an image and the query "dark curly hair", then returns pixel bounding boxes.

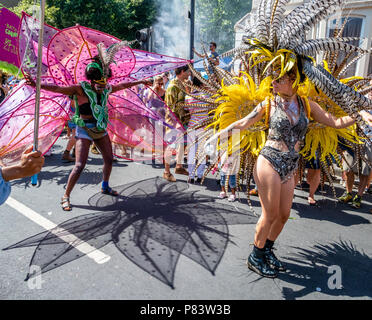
[175,65,189,75]
[85,56,112,81]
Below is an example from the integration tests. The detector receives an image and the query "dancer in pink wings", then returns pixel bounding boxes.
[0,13,190,211]
[25,53,147,211]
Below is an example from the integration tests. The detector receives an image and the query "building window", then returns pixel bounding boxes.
[327,17,363,77]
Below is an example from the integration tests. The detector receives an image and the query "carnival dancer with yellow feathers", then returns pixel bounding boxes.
[185,0,372,278]
[212,66,371,278]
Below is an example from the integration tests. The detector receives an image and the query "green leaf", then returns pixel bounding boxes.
[10,0,157,41]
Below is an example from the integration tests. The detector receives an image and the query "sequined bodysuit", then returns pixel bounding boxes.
[259,95,309,182]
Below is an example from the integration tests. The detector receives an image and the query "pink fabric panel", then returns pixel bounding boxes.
[1,19,189,164]
[18,13,59,82]
[107,88,182,161]
[0,86,69,166]
[47,26,135,85]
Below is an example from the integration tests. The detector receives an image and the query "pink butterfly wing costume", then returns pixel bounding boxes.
[0,13,188,165]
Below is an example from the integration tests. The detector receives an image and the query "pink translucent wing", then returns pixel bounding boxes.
[77,27,136,84]
[107,88,185,161]
[47,26,135,86]
[7,19,189,166]
[116,49,192,84]
[47,25,189,85]
[18,13,59,83]
[0,15,68,166]
[18,16,189,85]
[0,86,69,166]
[0,82,34,130]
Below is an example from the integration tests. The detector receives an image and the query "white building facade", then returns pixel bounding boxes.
[234,0,372,76]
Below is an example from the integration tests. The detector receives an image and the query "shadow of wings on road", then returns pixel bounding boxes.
[3,177,257,289]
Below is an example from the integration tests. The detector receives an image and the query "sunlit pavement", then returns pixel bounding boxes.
[1,139,371,300]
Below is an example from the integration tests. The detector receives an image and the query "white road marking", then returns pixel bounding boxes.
[5,197,111,264]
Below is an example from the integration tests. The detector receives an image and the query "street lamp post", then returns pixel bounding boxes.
[189,0,195,60]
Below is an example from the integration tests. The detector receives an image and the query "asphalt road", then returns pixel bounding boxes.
[1,137,371,300]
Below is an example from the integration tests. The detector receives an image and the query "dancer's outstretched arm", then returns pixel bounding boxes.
[205,102,266,146]
[309,100,372,128]
[192,48,206,58]
[24,74,82,96]
[111,80,148,93]
[25,74,147,96]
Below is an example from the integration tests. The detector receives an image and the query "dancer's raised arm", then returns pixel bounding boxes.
[111,80,148,93]
[24,73,82,96]
[309,100,372,128]
[205,102,266,145]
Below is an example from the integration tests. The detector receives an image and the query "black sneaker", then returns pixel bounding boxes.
[196,177,202,184]
[246,252,278,278]
[188,178,195,184]
[351,195,362,209]
[338,191,353,203]
[264,247,286,272]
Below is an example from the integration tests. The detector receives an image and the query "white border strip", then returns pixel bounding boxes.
[5,197,110,264]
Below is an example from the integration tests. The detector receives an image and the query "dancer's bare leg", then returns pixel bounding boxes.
[357,174,369,197]
[63,138,91,198]
[93,134,114,182]
[62,129,76,162]
[165,143,184,171]
[367,171,372,190]
[253,156,281,249]
[162,145,177,182]
[163,144,172,174]
[307,168,320,204]
[267,176,295,241]
[176,143,184,169]
[66,129,76,152]
[345,170,355,194]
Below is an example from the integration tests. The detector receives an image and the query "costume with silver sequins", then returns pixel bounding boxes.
[260,96,309,182]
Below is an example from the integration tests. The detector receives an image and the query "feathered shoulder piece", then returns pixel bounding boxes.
[96,41,130,78]
[239,0,372,115]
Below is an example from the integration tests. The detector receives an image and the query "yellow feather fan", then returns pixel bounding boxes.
[297,64,364,164]
[208,73,272,157]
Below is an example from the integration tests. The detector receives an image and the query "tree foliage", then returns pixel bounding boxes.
[10,0,252,52]
[10,0,59,27]
[10,0,158,41]
[194,0,252,53]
